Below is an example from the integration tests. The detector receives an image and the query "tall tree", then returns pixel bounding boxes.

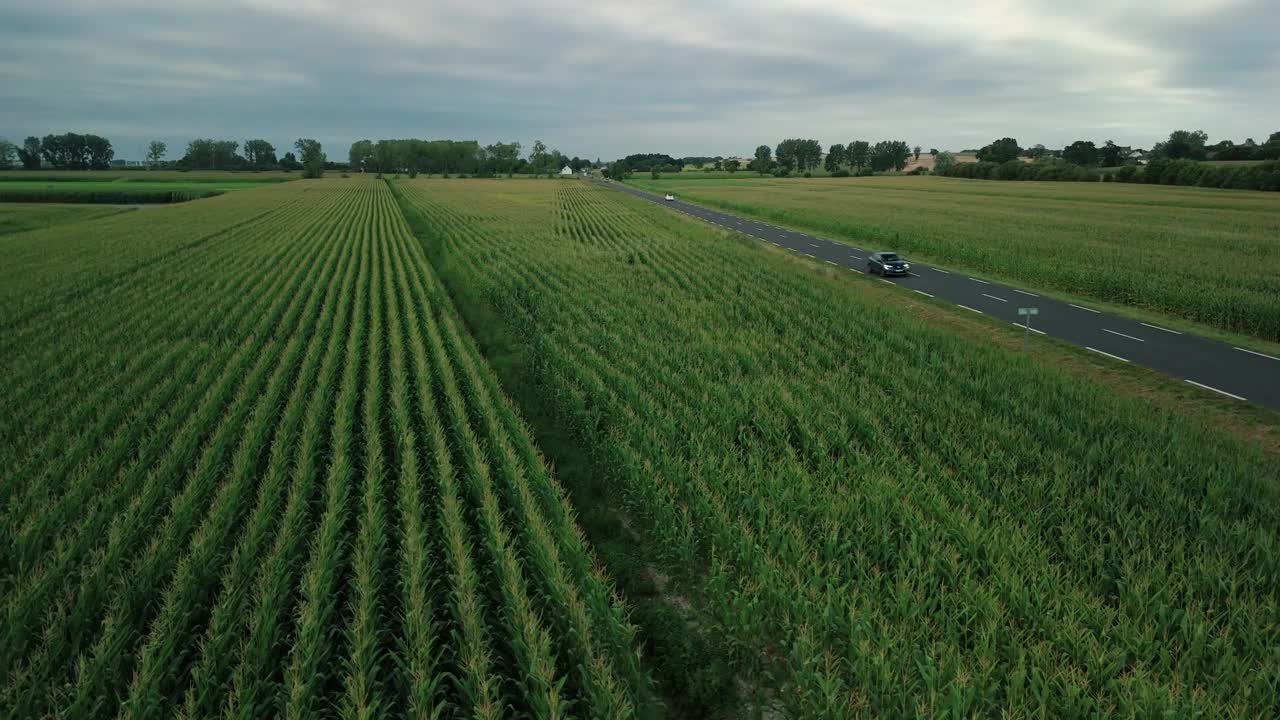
[934,151,956,174]
[279,151,300,170]
[1098,140,1126,167]
[775,139,797,171]
[724,158,740,173]
[847,140,870,170]
[484,141,521,176]
[0,139,16,170]
[19,136,41,169]
[870,140,911,171]
[243,139,277,169]
[1062,140,1098,166]
[824,143,846,172]
[348,139,374,171]
[912,145,921,161]
[752,144,772,174]
[977,137,1021,164]
[146,140,167,167]
[295,138,325,178]
[1154,129,1209,160]
[528,140,549,172]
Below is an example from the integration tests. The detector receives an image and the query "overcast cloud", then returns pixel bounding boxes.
[2,0,1277,161]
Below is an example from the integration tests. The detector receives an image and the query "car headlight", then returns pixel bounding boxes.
[903,263,910,268]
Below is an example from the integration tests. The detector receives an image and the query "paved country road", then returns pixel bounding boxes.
[596,179,1280,412]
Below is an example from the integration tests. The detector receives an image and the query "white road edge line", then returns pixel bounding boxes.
[913,290,934,298]
[1102,328,1145,342]
[968,277,990,284]
[981,293,1008,302]
[1086,347,1129,362]
[825,260,837,266]
[1234,346,1280,362]
[1012,289,1039,297]
[879,279,894,285]
[1070,303,1102,314]
[932,268,950,274]
[957,305,983,314]
[1011,322,1046,335]
[1141,322,1181,335]
[1185,379,1247,401]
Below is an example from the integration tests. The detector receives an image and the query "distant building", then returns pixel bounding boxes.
[108,159,147,168]
[560,165,573,176]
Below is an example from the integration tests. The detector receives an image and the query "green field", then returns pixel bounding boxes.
[627,175,1280,342]
[0,177,285,204]
[0,204,132,236]
[2,177,1277,718]
[0,170,299,182]
[396,179,1279,717]
[0,179,650,718]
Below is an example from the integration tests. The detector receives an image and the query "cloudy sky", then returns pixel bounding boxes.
[2,0,1278,161]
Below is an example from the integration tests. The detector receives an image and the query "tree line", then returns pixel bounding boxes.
[0,134,115,170]
[347,138,595,178]
[0,134,327,177]
[939,130,1280,191]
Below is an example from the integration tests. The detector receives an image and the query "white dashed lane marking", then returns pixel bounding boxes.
[1103,328,1145,342]
[1186,379,1247,401]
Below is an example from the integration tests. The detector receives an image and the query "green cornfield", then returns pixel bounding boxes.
[2,175,1277,718]
[0,179,650,718]
[396,178,1280,718]
[629,175,1280,341]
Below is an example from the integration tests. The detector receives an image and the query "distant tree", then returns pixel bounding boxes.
[824,143,846,172]
[912,145,921,161]
[752,144,772,174]
[799,139,822,172]
[0,139,16,170]
[1025,143,1049,160]
[977,137,1021,164]
[182,139,242,169]
[484,141,521,176]
[650,167,661,180]
[1062,140,1098,166]
[774,140,797,172]
[847,140,871,170]
[1098,140,1125,167]
[1154,129,1209,160]
[146,140,167,167]
[934,151,956,174]
[243,139,277,169]
[870,140,911,171]
[348,139,374,172]
[279,151,300,171]
[929,148,938,158]
[608,160,631,181]
[528,139,549,172]
[38,133,113,170]
[724,158,740,173]
[295,138,325,178]
[19,136,42,169]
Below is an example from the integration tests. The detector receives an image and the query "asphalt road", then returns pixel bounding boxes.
[595,179,1280,412]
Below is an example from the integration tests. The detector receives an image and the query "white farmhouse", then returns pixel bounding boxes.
[560,165,574,176]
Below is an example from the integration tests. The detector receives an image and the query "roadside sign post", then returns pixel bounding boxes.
[1018,307,1039,354]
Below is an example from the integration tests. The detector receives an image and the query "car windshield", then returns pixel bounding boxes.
[882,253,900,261]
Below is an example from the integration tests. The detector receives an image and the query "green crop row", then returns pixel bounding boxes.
[398,178,1280,718]
[0,178,652,718]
